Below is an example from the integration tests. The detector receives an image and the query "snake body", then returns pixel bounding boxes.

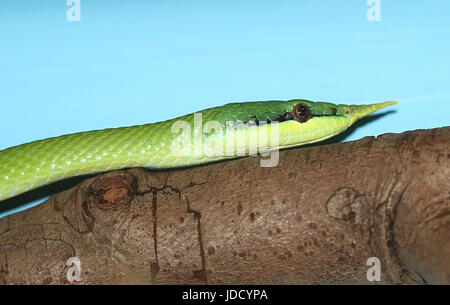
[0,99,395,201]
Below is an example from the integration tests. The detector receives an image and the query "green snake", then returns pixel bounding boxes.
[0,99,396,202]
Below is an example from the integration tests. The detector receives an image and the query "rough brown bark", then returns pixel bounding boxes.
[0,127,449,285]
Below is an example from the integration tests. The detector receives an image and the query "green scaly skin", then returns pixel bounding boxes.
[0,99,396,201]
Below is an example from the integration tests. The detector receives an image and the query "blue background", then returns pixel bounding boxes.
[1,0,449,217]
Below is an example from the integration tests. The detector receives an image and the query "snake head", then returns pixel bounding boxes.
[270,99,397,148]
[283,99,397,123]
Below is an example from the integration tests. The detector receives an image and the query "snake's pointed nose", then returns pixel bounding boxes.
[347,100,397,122]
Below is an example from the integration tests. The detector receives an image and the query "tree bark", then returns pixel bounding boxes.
[0,127,449,285]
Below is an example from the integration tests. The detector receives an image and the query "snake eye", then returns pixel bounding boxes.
[293,103,312,123]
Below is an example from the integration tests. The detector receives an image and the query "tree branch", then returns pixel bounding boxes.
[0,127,449,284]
